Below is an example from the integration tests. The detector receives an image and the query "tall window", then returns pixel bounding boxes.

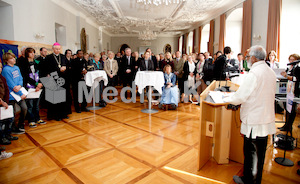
[280,0,300,67]
[225,8,243,58]
[200,24,209,53]
[187,31,193,54]
[179,36,183,54]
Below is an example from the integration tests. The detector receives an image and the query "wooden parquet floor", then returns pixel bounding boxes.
[1,98,300,183]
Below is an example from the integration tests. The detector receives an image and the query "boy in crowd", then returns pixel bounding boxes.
[19,48,45,128]
[0,62,18,145]
[2,52,27,134]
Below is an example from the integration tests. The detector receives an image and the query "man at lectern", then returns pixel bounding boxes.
[223,45,276,184]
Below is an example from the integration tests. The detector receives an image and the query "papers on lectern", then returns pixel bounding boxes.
[209,91,235,103]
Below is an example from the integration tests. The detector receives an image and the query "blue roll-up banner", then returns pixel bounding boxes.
[0,44,19,64]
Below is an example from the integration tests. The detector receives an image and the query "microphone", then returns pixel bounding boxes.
[287,60,300,65]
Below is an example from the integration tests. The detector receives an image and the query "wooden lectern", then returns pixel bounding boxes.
[198,80,244,170]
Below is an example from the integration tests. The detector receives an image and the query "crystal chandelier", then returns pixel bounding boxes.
[137,0,186,6]
[138,27,157,40]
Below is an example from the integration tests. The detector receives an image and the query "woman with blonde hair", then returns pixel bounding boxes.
[266,50,279,68]
[158,64,178,110]
[89,53,106,107]
[160,52,174,70]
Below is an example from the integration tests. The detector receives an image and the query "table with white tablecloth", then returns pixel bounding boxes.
[85,70,108,110]
[85,70,108,87]
[134,71,164,113]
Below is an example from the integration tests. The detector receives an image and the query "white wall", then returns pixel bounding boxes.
[251,0,269,48]
[1,0,101,53]
[111,36,178,55]
[0,1,14,40]
[102,31,112,53]
[81,20,102,53]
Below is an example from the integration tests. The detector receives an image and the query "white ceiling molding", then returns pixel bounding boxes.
[182,0,245,36]
[58,0,247,37]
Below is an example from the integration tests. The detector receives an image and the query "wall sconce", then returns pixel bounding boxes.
[253,34,261,41]
[75,42,80,46]
[34,33,45,39]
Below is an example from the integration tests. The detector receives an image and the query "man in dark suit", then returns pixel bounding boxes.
[139,51,154,71]
[70,50,89,113]
[121,48,135,99]
[146,48,158,70]
[115,52,122,86]
[213,46,237,80]
[36,47,47,71]
[35,47,48,109]
[44,43,69,121]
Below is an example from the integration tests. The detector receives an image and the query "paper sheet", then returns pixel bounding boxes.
[0,105,14,120]
[209,91,235,104]
[10,87,28,102]
[26,89,43,99]
[273,68,286,79]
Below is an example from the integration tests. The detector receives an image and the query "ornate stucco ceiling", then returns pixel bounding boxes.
[72,0,244,36]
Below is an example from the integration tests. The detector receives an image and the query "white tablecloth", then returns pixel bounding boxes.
[134,71,164,94]
[85,70,108,87]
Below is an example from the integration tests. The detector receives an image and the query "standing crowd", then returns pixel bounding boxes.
[1,44,252,149]
[1,43,299,184]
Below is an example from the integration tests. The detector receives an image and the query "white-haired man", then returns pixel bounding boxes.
[223,45,276,184]
[174,51,185,99]
[121,48,135,99]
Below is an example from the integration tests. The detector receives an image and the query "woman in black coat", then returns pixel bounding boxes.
[182,55,197,103]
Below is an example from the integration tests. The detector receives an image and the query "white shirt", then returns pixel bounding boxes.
[188,61,195,73]
[196,60,204,73]
[224,61,276,138]
[239,60,243,71]
[187,61,195,88]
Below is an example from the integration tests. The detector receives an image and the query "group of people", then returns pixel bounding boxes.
[1,42,300,184]
[0,44,246,148]
[0,44,274,147]
[117,46,254,107]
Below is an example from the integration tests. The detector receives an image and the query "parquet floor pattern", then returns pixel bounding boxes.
[1,99,300,183]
